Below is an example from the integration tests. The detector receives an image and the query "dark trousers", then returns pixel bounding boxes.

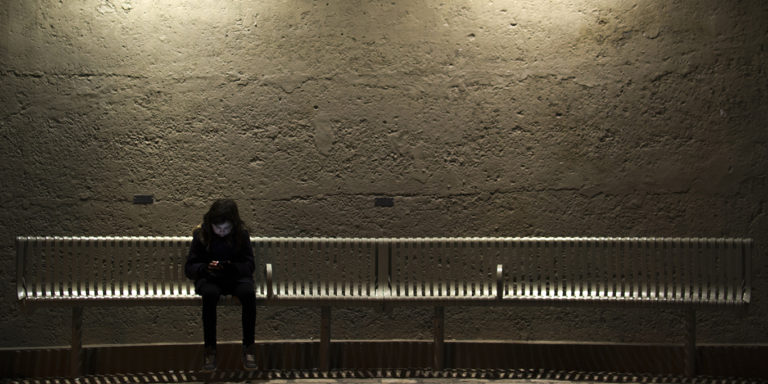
[196,279,256,348]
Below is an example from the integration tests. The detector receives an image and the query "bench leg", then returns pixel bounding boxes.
[320,306,331,371]
[684,308,696,377]
[433,306,445,371]
[71,306,83,378]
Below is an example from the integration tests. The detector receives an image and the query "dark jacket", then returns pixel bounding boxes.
[185,228,255,285]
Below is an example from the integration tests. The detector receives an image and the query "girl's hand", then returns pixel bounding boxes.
[208,260,223,270]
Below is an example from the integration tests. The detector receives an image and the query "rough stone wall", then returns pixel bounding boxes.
[1,0,766,348]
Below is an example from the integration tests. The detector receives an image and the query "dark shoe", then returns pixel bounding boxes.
[202,346,217,372]
[243,344,258,370]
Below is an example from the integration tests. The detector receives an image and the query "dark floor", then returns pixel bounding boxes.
[5,370,763,384]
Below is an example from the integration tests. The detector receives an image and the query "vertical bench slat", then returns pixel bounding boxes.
[563,239,572,299]
[31,238,40,298]
[711,238,722,304]
[693,238,703,303]
[663,238,672,302]
[572,238,581,299]
[712,238,723,304]
[137,237,147,297]
[709,238,718,304]
[619,238,627,300]
[695,238,705,303]
[626,239,635,300]
[667,237,676,302]
[591,239,600,298]
[99,237,108,297]
[480,239,488,298]
[587,238,596,299]
[596,238,605,299]
[96,237,105,297]
[701,238,712,303]
[640,238,649,300]
[442,240,450,298]
[139,238,151,297]
[682,238,692,303]
[715,237,726,304]
[114,237,122,297]
[147,237,156,297]
[50,237,59,298]
[288,239,296,296]
[479,239,488,297]
[176,238,187,297]
[726,238,737,305]
[493,238,502,298]
[732,238,743,305]
[632,238,641,300]
[333,240,340,297]
[76,237,85,298]
[52,237,63,298]
[743,239,752,303]
[652,237,661,300]
[593,238,601,299]
[15,237,26,301]
[532,239,540,298]
[710,238,720,304]
[42,237,53,298]
[159,237,167,297]
[607,238,616,299]
[517,239,525,298]
[543,239,552,298]
[273,240,282,296]
[646,238,655,300]
[463,239,471,297]
[162,238,171,296]
[35,238,44,298]
[308,240,316,297]
[668,239,677,302]
[657,237,667,301]
[520,239,529,298]
[77,237,86,298]
[681,238,690,303]
[100,237,109,296]
[584,239,592,299]
[686,237,695,303]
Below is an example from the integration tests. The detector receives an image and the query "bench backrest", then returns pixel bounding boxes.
[252,237,382,301]
[495,238,752,305]
[16,236,752,306]
[16,237,196,302]
[386,237,752,305]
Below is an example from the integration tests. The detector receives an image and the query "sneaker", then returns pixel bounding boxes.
[202,346,217,372]
[243,344,258,370]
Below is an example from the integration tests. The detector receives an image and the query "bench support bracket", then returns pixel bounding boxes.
[71,306,83,378]
[433,306,445,371]
[320,306,331,371]
[684,308,696,377]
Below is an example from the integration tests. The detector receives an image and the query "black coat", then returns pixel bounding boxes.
[185,229,255,287]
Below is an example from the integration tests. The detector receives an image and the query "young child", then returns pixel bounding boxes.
[185,199,257,371]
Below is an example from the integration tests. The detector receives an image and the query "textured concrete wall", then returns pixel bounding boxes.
[1,0,766,349]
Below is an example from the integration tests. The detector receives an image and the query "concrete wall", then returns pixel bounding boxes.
[1,0,766,349]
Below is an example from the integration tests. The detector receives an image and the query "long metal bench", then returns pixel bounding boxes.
[16,236,753,377]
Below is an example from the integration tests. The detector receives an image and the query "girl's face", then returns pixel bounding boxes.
[212,221,233,237]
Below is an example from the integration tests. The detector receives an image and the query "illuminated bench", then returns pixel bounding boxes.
[16,236,752,377]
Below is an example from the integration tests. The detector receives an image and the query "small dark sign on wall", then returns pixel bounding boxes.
[374,197,394,207]
[133,195,154,204]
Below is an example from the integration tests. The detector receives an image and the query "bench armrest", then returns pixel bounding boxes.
[265,263,273,299]
[496,264,503,301]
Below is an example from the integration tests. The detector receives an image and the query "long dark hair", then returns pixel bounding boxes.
[197,199,248,250]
